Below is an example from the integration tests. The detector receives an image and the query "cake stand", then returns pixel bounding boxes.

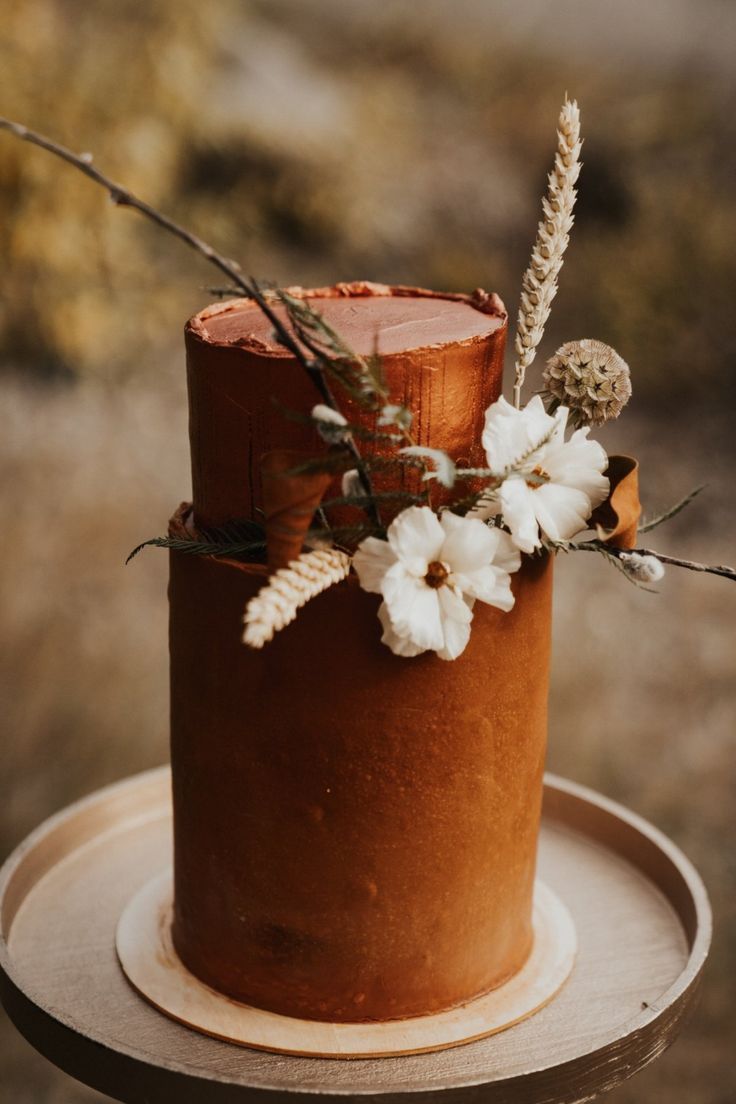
[0,767,710,1104]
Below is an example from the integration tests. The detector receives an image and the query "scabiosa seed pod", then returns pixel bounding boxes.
[542,339,632,428]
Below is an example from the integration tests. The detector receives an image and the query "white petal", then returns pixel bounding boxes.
[525,394,554,421]
[482,394,555,473]
[466,491,502,522]
[381,562,423,619]
[387,506,444,569]
[457,564,516,611]
[436,587,473,660]
[499,478,542,553]
[352,537,398,594]
[382,567,445,652]
[547,404,569,445]
[544,427,609,507]
[533,483,595,542]
[487,528,523,576]
[439,511,500,573]
[377,603,427,657]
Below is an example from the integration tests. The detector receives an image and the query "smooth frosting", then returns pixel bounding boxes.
[190,282,506,357]
[169,504,551,1022]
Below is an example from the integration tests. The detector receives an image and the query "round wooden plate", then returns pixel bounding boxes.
[115,871,576,1058]
[0,768,711,1104]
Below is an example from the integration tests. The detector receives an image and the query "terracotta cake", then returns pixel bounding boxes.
[2,93,725,1065]
[169,284,553,1022]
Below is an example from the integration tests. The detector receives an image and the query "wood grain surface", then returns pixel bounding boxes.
[0,768,711,1104]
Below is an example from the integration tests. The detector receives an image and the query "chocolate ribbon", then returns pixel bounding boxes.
[591,455,641,550]
[262,450,332,571]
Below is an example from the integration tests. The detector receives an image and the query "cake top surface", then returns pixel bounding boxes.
[187,283,506,358]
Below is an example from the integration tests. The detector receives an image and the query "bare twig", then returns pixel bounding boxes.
[571,540,736,582]
[638,485,705,534]
[0,115,380,527]
[0,117,247,286]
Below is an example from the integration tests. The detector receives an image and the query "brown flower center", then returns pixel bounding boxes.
[526,465,550,490]
[424,561,450,589]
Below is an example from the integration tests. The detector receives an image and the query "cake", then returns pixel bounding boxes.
[169,283,553,1022]
[6,94,719,1055]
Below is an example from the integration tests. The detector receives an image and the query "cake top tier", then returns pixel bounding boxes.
[184,283,508,528]
[187,282,506,358]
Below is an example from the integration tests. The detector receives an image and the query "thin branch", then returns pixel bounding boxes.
[0,115,380,528]
[0,117,247,286]
[571,540,736,582]
[638,485,705,534]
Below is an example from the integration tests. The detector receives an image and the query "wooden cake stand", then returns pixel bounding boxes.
[0,767,710,1104]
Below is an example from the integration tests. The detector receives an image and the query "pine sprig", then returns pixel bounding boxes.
[284,452,356,478]
[318,490,424,511]
[638,485,705,533]
[283,451,430,479]
[276,402,403,444]
[126,518,267,564]
[308,524,386,545]
[243,548,352,648]
[277,291,423,490]
[126,536,267,563]
[278,291,390,412]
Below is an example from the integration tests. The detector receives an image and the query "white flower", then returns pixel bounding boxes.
[620,552,665,584]
[353,506,521,660]
[472,395,609,553]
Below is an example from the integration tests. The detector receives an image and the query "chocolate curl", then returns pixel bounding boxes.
[591,455,641,549]
[262,450,332,571]
[168,501,196,541]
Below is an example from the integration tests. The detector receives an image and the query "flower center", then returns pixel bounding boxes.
[424,560,450,589]
[526,465,550,490]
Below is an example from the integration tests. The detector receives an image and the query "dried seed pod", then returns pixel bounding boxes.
[543,339,631,427]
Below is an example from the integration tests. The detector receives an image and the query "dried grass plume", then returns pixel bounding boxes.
[243,548,352,648]
[513,97,582,408]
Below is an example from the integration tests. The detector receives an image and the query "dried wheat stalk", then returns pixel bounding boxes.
[243,548,352,648]
[513,98,582,408]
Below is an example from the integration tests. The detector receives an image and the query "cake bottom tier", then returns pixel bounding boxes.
[169,522,552,1022]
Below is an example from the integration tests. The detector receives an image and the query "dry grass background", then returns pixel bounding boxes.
[1,1,735,1100]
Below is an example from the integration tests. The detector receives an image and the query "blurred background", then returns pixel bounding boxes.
[1,0,734,1100]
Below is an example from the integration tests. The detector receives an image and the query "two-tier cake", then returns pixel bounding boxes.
[168,284,553,1022]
